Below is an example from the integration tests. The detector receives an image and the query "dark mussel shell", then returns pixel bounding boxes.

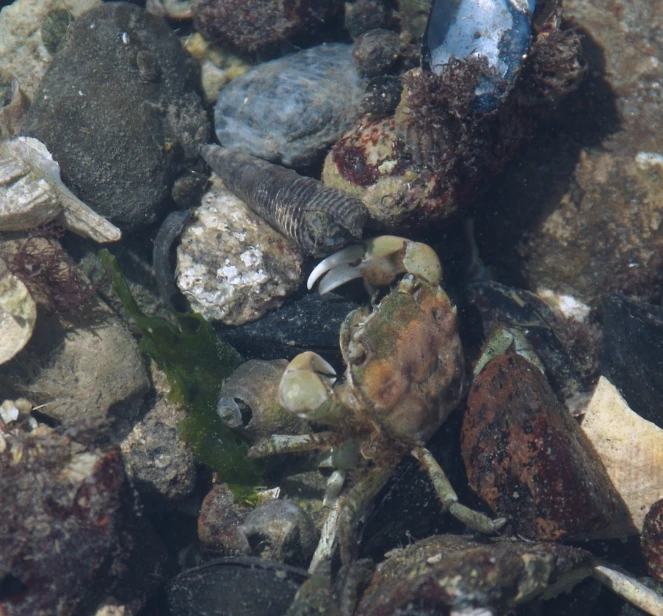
[422,0,537,111]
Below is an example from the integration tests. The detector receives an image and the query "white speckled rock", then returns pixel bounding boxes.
[176,177,304,326]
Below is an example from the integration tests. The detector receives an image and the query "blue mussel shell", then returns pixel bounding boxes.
[423,0,537,112]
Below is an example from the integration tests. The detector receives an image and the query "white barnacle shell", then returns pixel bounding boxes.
[0,137,121,243]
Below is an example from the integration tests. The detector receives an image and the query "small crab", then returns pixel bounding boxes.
[249,236,503,570]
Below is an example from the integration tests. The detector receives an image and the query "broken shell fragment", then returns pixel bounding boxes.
[462,354,618,540]
[0,271,36,365]
[0,137,121,243]
[580,376,663,536]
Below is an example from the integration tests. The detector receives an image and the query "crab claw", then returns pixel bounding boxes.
[307,235,442,294]
[278,351,337,415]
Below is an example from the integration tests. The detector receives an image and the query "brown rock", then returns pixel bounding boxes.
[197,483,250,555]
[461,354,618,540]
[642,499,663,583]
[0,422,163,616]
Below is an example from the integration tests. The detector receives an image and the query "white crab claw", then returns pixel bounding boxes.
[307,243,366,291]
[278,351,337,414]
[307,236,442,295]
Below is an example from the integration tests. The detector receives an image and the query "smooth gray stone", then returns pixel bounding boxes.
[214,44,367,167]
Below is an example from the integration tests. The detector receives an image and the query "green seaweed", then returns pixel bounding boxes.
[100,250,263,497]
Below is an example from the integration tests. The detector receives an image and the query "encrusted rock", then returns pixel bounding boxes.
[356,534,596,616]
[176,177,304,326]
[462,353,618,540]
[121,364,197,505]
[193,0,343,53]
[352,29,403,78]
[0,419,164,616]
[214,43,368,167]
[25,305,150,434]
[21,2,211,231]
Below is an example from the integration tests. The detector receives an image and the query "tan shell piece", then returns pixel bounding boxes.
[0,271,37,365]
[581,376,663,535]
[0,137,121,243]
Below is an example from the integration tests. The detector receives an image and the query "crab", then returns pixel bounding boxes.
[248,236,504,571]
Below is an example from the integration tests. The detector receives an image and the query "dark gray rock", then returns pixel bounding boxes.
[168,557,309,616]
[214,44,368,167]
[22,2,211,232]
[601,295,663,429]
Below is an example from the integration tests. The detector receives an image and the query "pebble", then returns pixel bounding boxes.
[462,353,618,540]
[198,483,251,555]
[356,534,596,616]
[238,500,318,566]
[214,44,368,167]
[121,381,197,506]
[345,0,393,40]
[352,29,403,78]
[176,177,304,326]
[21,2,211,232]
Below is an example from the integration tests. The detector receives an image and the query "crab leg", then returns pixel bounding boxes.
[309,470,348,573]
[592,564,663,616]
[412,445,505,535]
[338,463,398,565]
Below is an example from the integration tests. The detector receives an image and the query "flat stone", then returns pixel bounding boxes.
[214,44,367,167]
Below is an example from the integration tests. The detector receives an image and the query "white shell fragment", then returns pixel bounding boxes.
[581,376,663,535]
[176,176,304,326]
[0,271,37,365]
[0,137,121,243]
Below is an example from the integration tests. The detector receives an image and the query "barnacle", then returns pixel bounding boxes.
[201,145,368,257]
